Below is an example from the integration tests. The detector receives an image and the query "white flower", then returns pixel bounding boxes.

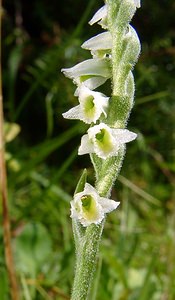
[62,85,109,124]
[71,183,120,226]
[61,58,111,90]
[82,32,112,59]
[89,5,108,29]
[82,32,112,51]
[78,123,137,159]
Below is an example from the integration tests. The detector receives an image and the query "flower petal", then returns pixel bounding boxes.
[83,183,98,195]
[61,58,111,80]
[111,129,137,144]
[78,134,94,155]
[134,0,141,8]
[99,198,120,213]
[74,76,108,95]
[62,105,82,120]
[89,5,108,29]
[82,32,112,51]
[77,76,108,92]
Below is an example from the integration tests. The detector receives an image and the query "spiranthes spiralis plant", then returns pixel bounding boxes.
[61,0,141,299]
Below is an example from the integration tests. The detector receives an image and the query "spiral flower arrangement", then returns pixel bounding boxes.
[62,1,141,299]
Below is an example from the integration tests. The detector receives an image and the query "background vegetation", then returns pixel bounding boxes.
[1,0,175,299]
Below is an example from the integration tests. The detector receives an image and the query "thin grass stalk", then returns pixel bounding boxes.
[0,1,19,299]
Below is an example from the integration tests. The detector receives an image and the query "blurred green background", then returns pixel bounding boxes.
[1,0,175,299]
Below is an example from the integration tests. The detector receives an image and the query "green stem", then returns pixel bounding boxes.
[71,222,104,300]
[71,147,125,299]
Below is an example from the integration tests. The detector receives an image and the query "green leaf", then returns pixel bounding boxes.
[74,169,87,195]
[14,222,52,277]
[0,268,9,300]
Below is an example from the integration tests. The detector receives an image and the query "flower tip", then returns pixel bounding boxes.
[114,201,120,209]
[88,5,107,28]
[131,132,137,140]
[61,68,69,77]
[135,0,141,8]
[61,68,65,73]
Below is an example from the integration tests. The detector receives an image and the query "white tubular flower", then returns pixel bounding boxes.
[71,183,120,227]
[78,123,137,159]
[89,5,108,29]
[61,58,111,90]
[62,85,109,124]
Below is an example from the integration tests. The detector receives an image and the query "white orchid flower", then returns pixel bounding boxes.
[82,32,112,51]
[61,58,111,90]
[82,32,112,58]
[71,183,120,227]
[78,123,137,159]
[62,85,109,124]
[89,5,108,29]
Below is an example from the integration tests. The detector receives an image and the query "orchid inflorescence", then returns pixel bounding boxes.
[62,0,140,227]
[62,1,141,298]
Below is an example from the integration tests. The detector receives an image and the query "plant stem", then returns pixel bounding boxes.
[71,153,124,300]
[0,2,19,299]
[71,222,104,300]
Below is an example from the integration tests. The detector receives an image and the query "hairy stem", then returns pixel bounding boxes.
[71,151,124,300]
[71,222,104,300]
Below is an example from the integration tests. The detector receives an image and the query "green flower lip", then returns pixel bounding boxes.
[81,195,92,210]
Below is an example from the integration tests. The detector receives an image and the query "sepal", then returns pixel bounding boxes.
[82,32,112,51]
[89,5,108,29]
[61,58,111,89]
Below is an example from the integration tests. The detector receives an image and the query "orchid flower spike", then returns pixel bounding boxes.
[62,85,109,124]
[78,123,137,159]
[71,183,120,227]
